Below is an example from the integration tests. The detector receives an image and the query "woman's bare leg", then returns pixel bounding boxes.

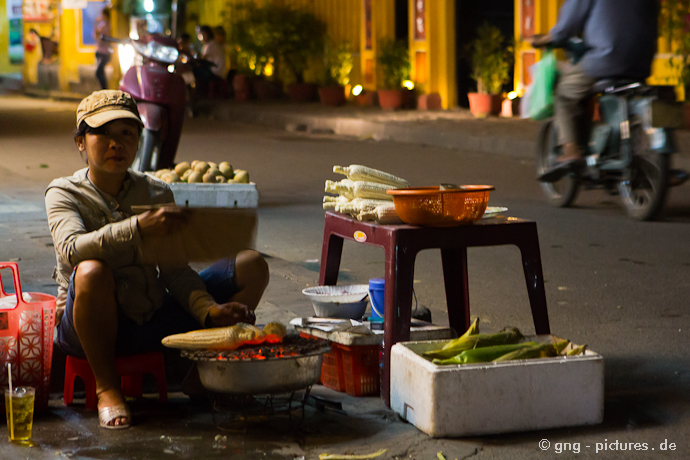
[72,260,128,427]
[231,250,270,311]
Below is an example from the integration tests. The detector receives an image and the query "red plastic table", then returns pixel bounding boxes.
[318,211,551,406]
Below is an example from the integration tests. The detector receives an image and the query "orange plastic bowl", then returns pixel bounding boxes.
[387,186,494,226]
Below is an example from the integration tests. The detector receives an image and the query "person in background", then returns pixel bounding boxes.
[212,26,229,79]
[93,7,112,90]
[531,0,659,182]
[199,25,226,79]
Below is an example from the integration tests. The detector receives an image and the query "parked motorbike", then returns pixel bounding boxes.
[103,34,186,172]
[535,39,688,221]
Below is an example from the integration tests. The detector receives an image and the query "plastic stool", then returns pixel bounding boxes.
[64,352,168,411]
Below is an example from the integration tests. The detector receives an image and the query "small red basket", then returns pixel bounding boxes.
[300,332,381,397]
[0,263,57,412]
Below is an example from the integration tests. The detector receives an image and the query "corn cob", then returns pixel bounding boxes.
[162,323,266,350]
[337,198,391,214]
[357,204,403,224]
[424,328,524,360]
[263,322,287,344]
[432,342,539,365]
[566,344,588,356]
[325,180,395,201]
[323,195,350,210]
[333,165,410,188]
[492,342,559,362]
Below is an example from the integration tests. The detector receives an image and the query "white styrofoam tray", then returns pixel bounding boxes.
[168,182,258,208]
[390,336,604,438]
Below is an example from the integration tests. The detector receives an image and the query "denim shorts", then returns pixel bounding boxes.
[56,258,237,358]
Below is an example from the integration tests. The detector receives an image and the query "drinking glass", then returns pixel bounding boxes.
[5,387,35,444]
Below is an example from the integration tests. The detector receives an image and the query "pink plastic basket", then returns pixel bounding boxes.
[0,262,57,412]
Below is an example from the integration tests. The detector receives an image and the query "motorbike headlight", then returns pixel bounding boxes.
[134,41,179,64]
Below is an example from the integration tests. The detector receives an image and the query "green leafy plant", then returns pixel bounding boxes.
[322,39,353,86]
[229,3,325,83]
[376,39,410,90]
[230,3,279,76]
[274,7,326,83]
[469,23,513,95]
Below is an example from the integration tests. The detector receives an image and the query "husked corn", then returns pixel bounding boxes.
[325,180,394,201]
[263,322,287,343]
[333,165,409,188]
[336,198,390,214]
[162,323,266,350]
[357,203,403,224]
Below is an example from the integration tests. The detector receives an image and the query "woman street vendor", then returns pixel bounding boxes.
[45,90,269,430]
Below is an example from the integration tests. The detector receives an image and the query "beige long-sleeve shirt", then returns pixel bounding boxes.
[45,168,216,326]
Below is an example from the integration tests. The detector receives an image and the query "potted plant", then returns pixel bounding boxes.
[270,6,326,102]
[318,39,353,106]
[230,3,280,101]
[468,24,513,117]
[376,39,411,110]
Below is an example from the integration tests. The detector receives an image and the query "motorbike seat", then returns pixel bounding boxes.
[592,78,643,94]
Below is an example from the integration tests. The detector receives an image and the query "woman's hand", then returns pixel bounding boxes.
[136,207,192,238]
[205,302,256,328]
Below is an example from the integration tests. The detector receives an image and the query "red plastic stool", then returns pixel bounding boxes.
[64,352,168,411]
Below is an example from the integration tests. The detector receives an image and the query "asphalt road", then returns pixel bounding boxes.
[0,95,689,458]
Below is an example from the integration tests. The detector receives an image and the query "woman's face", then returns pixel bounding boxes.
[76,119,140,175]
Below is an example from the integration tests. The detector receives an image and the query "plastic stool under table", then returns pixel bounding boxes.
[318,211,551,407]
[64,351,168,411]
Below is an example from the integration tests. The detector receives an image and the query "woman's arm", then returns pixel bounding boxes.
[46,188,142,266]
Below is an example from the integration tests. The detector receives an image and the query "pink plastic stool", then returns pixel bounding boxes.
[64,352,168,411]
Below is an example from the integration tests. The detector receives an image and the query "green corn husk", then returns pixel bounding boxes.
[457,317,480,341]
[432,342,539,365]
[424,328,524,360]
[553,339,570,355]
[566,344,588,356]
[492,342,559,362]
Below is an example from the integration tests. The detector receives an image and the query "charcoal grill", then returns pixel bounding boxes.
[182,334,330,395]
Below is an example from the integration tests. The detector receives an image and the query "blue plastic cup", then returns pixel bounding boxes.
[369,278,385,320]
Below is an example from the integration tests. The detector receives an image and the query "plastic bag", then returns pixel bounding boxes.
[527,51,558,120]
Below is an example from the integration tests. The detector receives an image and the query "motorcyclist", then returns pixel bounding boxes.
[530,0,659,182]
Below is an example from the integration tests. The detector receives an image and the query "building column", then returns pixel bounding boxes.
[360,0,395,91]
[408,0,455,109]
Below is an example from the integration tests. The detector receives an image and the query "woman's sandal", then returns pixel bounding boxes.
[98,404,132,430]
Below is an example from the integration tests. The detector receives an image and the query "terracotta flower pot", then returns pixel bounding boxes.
[377,89,405,110]
[253,79,282,100]
[233,74,254,102]
[318,85,346,106]
[286,83,319,102]
[355,91,378,107]
[468,93,503,118]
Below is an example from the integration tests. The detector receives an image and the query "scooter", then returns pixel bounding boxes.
[104,34,186,172]
[535,39,688,221]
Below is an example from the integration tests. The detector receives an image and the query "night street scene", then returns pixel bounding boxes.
[0,0,689,459]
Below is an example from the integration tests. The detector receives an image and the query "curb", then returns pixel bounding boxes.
[211,103,539,159]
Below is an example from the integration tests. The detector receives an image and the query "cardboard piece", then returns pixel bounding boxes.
[131,205,257,266]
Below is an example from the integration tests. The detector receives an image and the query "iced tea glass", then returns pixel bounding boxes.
[5,387,35,444]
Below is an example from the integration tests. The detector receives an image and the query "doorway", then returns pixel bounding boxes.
[455,0,514,107]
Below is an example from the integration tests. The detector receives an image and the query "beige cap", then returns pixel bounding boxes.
[76,90,143,129]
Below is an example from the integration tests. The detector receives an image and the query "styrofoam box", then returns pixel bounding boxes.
[390,336,604,438]
[167,182,259,208]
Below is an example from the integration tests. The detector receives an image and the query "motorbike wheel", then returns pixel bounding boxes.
[536,120,580,207]
[133,128,162,172]
[618,124,669,221]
